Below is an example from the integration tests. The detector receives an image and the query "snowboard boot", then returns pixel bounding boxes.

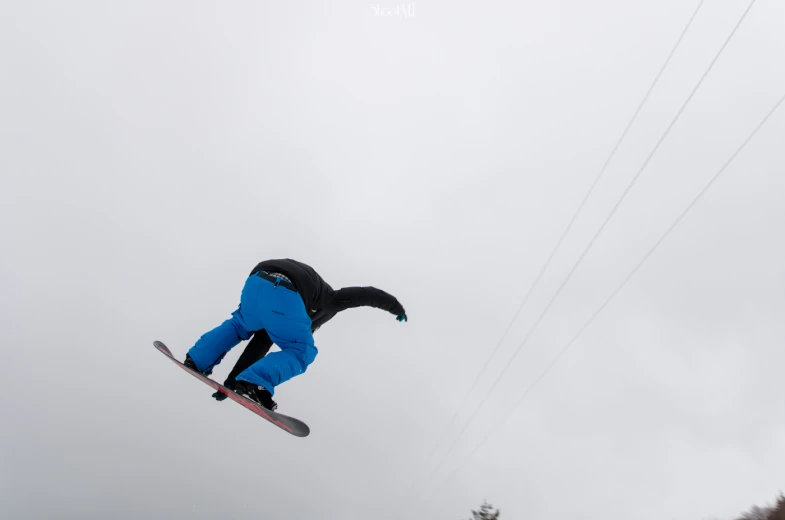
[183,354,213,377]
[234,380,277,411]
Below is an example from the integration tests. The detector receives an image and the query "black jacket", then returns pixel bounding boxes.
[250,258,405,327]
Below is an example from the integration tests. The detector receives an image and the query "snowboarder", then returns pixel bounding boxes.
[184,258,407,411]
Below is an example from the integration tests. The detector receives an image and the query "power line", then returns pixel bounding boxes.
[427,89,785,500]
[415,0,759,501]
[415,0,707,482]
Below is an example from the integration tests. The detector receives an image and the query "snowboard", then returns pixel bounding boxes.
[153,340,310,437]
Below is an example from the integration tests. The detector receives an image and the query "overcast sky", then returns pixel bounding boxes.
[2,1,784,519]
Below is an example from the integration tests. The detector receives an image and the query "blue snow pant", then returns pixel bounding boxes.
[186,273,318,396]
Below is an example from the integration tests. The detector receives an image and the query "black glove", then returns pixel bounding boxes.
[213,379,235,401]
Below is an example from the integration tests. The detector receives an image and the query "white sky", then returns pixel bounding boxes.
[2,1,784,519]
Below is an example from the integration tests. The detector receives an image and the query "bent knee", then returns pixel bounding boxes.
[295,346,317,373]
[229,318,253,341]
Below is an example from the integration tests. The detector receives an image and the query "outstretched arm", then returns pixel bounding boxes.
[333,286,406,319]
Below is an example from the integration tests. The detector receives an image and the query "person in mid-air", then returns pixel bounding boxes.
[184,258,407,411]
